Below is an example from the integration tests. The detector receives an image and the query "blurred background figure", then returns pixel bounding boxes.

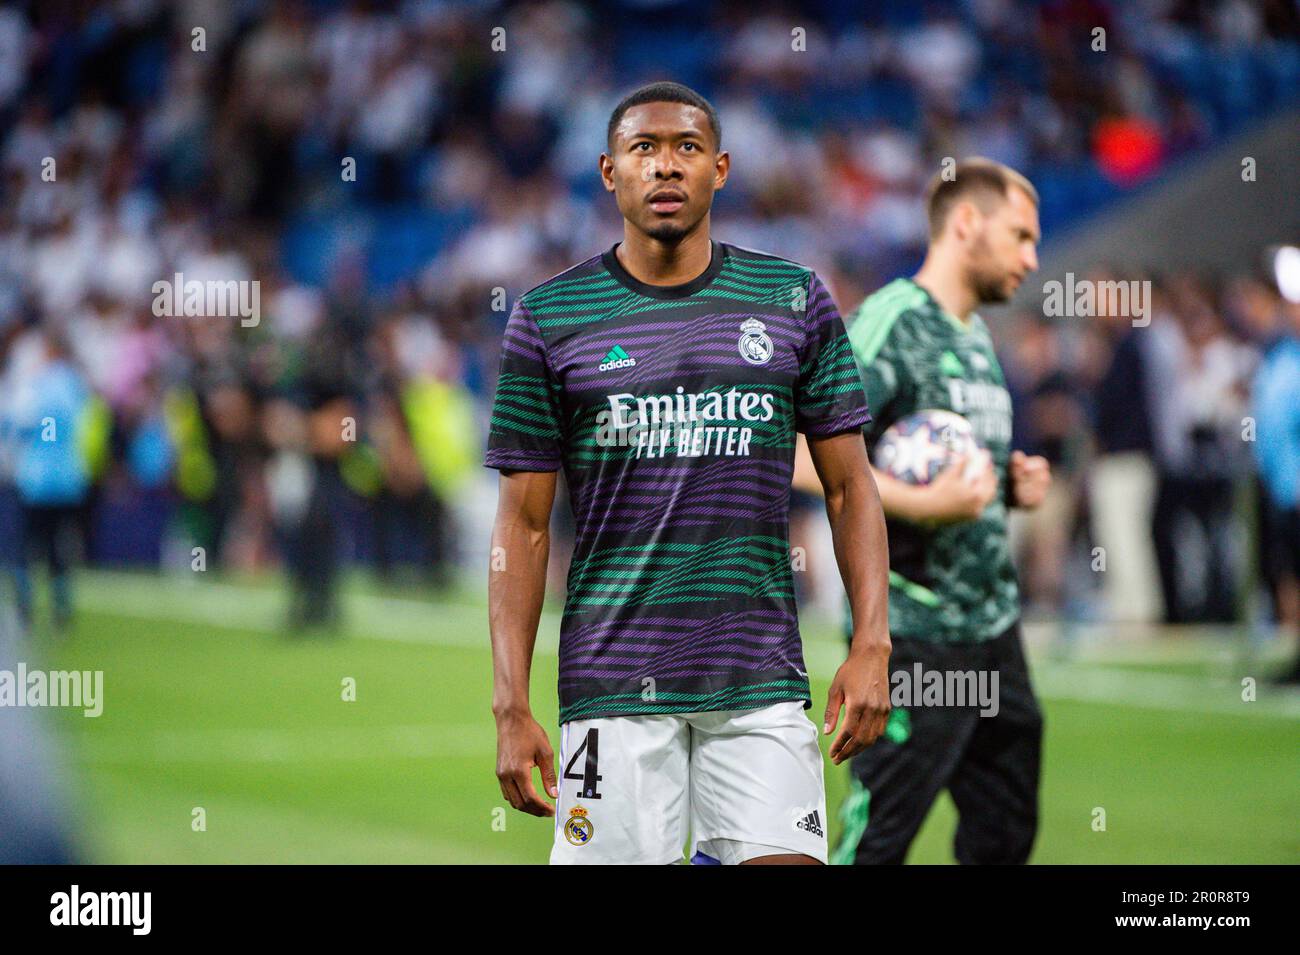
[264,354,358,632]
[0,601,78,863]
[1146,274,1257,624]
[1251,285,1300,680]
[6,331,96,633]
[1088,267,1161,623]
[1004,310,1090,618]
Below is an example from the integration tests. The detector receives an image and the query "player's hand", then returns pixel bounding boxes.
[922,452,997,524]
[494,709,558,817]
[823,646,891,765]
[1009,450,1051,509]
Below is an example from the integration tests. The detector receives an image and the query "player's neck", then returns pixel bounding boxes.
[913,255,977,325]
[616,221,713,287]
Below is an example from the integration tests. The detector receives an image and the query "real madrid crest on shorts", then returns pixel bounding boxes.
[738,317,773,365]
[563,805,594,846]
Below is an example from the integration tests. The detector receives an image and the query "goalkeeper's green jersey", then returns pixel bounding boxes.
[846,277,1020,643]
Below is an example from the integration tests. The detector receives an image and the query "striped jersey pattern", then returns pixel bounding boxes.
[486,241,872,722]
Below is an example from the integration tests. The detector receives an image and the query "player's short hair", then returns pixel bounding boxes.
[606,82,721,151]
[925,158,1039,239]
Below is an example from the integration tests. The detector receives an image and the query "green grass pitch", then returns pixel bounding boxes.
[32,570,1299,864]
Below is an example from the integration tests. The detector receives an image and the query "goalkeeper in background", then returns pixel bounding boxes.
[796,158,1051,864]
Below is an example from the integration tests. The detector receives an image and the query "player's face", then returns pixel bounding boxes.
[968,187,1040,304]
[601,103,728,243]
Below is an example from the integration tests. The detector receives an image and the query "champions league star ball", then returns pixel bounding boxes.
[871,410,983,486]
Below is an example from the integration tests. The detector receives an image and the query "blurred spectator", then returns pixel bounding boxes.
[1083,269,1160,621]
[1145,275,1257,623]
[1003,313,1090,615]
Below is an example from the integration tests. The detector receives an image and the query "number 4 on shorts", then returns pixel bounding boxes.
[563,728,603,799]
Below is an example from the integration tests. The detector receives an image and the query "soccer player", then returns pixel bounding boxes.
[818,158,1052,865]
[486,82,892,865]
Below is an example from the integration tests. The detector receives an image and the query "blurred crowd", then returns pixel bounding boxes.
[990,268,1300,634]
[0,0,1297,632]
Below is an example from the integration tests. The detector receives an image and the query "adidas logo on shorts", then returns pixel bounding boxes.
[795,809,824,838]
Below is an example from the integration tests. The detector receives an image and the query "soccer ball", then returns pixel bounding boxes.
[871,410,982,485]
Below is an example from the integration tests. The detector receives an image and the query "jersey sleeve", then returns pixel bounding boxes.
[484,301,564,472]
[848,306,913,448]
[794,272,873,436]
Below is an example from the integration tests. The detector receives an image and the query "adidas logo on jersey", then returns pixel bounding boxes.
[598,345,636,371]
[794,809,824,838]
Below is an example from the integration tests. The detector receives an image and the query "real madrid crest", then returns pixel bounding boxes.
[564,805,594,846]
[738,318,773,365]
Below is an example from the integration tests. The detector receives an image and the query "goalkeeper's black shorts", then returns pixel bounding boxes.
[834,621,1043,865]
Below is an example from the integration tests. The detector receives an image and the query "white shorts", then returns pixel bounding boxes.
[549,701,827,865]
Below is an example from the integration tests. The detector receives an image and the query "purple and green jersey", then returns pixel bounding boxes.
[485,241,871,723]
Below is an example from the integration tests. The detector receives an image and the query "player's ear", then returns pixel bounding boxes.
[953,200,978,242]
[713,150,730,190]
[599,153,616,192]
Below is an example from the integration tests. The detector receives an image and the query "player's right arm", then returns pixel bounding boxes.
[870,456,996,525]
[489,468,560,817]
[794,437,995,523]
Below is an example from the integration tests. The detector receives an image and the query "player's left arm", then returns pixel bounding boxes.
[806,431,892,764]
[1008,449,1052,509]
